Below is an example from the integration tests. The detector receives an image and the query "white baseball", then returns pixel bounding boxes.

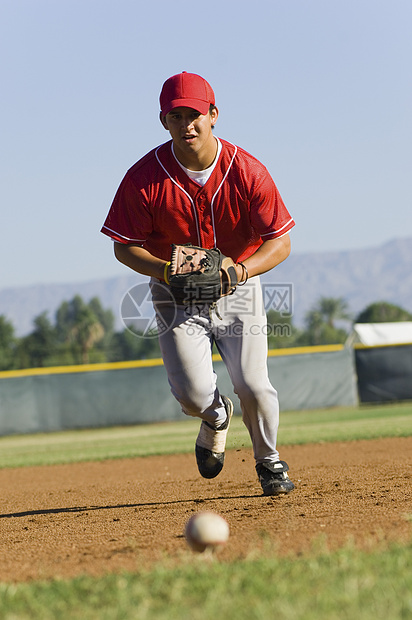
[185,511,230,553]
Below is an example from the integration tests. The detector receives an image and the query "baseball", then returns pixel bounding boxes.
[185,511,230,553]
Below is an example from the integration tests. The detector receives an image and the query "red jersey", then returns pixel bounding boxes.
[101,138,295,263]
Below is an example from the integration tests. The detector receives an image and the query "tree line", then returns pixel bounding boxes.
[0,295,161,371]
[267,298,412,349]
[0,295,411,371]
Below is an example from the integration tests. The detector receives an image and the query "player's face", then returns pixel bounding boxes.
[161,106,218,168]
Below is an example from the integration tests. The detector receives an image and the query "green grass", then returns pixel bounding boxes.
[0,542,411,620]
[0,402,411,469]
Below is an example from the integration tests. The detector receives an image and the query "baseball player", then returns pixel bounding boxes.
[101,72,295,495]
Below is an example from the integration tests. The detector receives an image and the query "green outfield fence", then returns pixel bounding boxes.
[0,343,410,436]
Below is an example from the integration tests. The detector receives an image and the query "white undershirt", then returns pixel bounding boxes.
[172,138,222,187]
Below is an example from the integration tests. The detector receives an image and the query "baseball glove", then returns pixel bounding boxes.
[168,244,238,305]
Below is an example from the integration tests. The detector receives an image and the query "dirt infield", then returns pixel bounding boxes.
[1,437,411,583]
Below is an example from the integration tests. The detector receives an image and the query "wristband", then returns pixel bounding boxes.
[237,262,249,286]
[164,261,171,284]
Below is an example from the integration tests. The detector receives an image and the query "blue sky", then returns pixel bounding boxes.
[1,0,411,288]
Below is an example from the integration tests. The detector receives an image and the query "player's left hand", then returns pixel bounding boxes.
[167,244,238,305]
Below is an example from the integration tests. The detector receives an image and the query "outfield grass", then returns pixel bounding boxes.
[0,402,411,469]
[0,542,411,620]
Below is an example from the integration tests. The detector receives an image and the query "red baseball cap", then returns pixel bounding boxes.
[160,72,215,116]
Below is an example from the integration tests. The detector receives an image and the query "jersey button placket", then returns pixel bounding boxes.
[196,192,206,209]
[195,192,215,247]
[194,193,206,246]
[195,193,208,216]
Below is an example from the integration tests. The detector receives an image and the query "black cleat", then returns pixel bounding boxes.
[195,396,233,479]
[256,460,295,495]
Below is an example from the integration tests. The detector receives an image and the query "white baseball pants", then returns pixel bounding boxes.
[150,276,280,464]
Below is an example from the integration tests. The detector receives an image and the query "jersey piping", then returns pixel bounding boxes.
[102,224,146,244]
[155,140,238,249]
[155,146,202,246]
[209,142,237,247]
[261,218,294,237]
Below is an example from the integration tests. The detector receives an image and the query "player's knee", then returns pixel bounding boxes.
[172,386,215,419]
[235,381,278,410]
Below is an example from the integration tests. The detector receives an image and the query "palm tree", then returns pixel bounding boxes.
[301,297,351,346]
[304,309,324,345]
[316,297,351,328]
[69,307,104,364]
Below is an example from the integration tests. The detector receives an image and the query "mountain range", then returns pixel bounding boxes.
[1,237,411,336]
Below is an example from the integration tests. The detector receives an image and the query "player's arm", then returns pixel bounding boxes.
[235,234,291,281]
[114,243,168,280]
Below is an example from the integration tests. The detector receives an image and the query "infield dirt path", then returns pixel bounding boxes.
[1,437,411,583]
